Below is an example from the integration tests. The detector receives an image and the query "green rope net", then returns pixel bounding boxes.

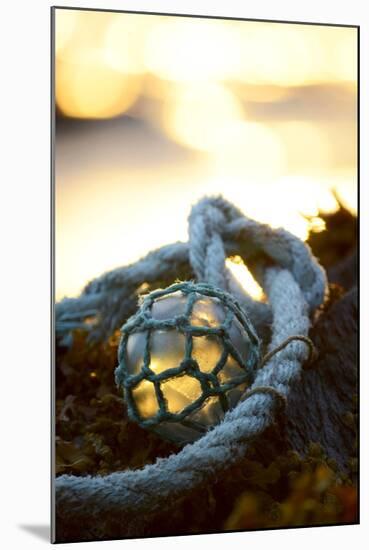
[115,281,260,440]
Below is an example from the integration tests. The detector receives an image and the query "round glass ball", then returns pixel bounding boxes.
[116,282,260,445]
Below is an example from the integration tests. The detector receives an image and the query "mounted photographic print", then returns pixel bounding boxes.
[52,6,359,543]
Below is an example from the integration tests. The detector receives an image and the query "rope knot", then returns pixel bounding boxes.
[204,204,226,233]
[188,197,232,289]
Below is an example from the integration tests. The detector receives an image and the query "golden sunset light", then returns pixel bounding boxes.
[54,10,357,301]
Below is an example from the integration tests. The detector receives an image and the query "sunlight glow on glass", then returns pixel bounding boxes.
[124,292,253,440]
[130,337,205,418]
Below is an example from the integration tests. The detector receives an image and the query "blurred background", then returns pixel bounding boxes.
[54,9,357,301]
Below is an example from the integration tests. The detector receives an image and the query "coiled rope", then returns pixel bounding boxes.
[55,196,327,537]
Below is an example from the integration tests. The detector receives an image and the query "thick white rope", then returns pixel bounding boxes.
[55,196,327,534]
[56,197,326,342]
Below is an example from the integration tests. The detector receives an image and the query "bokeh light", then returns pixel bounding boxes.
[211,120,286,177]
[55,9,79,55]
[103,15,152,75]
[54,9,357,301]
[144,18,242,82]
[56,49,141,119]
[163,83,244,153]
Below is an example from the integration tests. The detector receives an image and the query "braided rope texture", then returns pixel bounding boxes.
[55,196,328,538]
[56,197,326,342]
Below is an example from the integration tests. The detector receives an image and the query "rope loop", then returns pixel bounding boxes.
[241,386,287,414]
[258,334,317,371]
[188,197,237,289]
[55,195,328,538]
